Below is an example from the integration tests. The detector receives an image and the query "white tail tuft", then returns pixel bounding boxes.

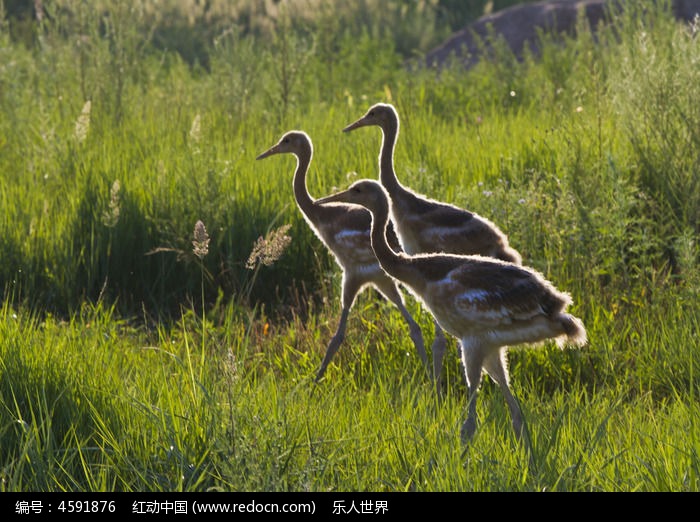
[558,314,587,348]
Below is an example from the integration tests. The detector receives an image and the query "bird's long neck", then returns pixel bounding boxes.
[292,144,315,216]
[369,195,415,285]
[378,118,403,195]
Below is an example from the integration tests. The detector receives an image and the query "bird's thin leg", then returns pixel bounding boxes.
[460,340,484,443]
[376,281,429,372]
[484,349,523,439]
[315,278,363,382]
[395,304,430,371]
[315,305,351,382]
[431,321,448,394]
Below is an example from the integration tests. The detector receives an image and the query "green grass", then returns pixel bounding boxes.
[0,0,699,491]
[1,294,698,491]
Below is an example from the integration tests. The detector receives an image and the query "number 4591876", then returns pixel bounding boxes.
[58,501,116,513]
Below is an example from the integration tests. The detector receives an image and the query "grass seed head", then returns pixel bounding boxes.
[246,224,292,269]
[192,220,210,259]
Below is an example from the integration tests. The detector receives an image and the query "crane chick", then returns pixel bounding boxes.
[317,179,587,442]
[257,131,429,382]
[344,103,523,389]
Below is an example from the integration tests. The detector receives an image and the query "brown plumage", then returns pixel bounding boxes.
[344,102,523,390]
[317,179,586,441]
[256,131,428,382]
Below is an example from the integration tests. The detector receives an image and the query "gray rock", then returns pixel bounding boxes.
[424,0,700,70]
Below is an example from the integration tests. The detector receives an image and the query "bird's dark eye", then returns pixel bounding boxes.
[283,138,289,143]
[368,111,374,117]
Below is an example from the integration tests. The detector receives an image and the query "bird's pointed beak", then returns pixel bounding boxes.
[316,189,350,206]
[342,115,369,133]
[256,145,279,160]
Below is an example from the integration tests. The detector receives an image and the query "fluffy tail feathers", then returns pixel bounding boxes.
[557,313,588,348]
